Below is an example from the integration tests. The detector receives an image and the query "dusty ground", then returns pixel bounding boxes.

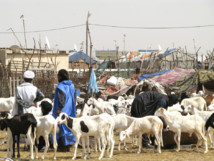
[0,130,214,161]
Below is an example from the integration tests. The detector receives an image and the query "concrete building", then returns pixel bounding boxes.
[0,46,69,72]
[96,50,125,60]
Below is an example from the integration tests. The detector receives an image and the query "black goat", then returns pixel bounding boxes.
[0,113,37,159]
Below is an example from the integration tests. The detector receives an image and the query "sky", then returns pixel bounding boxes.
[0,0,214,55]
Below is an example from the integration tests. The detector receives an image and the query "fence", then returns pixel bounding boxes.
[0,62,56,98]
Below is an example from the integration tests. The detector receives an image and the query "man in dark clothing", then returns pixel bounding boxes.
[130,91,178,148]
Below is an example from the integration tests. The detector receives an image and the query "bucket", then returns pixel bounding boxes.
[75,89,80,96]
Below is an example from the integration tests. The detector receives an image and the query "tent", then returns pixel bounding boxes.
[168,70,214,94]
[69,50,97,64]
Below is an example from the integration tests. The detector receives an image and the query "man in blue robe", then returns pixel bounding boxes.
[53,69,76,152]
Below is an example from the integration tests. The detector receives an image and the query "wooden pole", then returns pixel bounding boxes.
[86,12,91,56]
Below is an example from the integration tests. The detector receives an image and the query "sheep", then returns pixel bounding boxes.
[87,97,115,115]
[34,115,58,160]
[76,96,85,105]
[80,103,99,117]
[208,104,214,111]
[0,97,15,113]
[56,112,115,160]
[112,114,136,151]
[181,96,207,111]
[0,111,12,119]
[36,98,53,107]
[203,95,214,106]
[0,113,37,159]
[119,115,163,153]
[155,108,208,153]
[184,105,214,148]
[190,90,205,97]
[27,106,43,117]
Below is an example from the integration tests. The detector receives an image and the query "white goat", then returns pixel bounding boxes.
[181,96,207,111]
[34,115,58,160]
[76,96,84,105]
[27,106,42,117]
[119,116,163,154]
[155,108,208,153]
[184,105,214,148]
[112,114,136,151]
[190,90,205,97]
[87,97,115,115]
[0,97,15,113]
[56,112,115,160]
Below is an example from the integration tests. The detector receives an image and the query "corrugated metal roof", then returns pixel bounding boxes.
[69,50,97,64]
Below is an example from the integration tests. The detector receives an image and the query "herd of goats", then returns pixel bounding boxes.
[1,87,214,160]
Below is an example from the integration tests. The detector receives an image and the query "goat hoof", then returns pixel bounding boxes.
[17,154,20,158]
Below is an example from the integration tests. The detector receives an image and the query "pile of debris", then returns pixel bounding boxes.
[97,75,137,95]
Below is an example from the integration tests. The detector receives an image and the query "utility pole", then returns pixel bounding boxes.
[123,34,126,55]
[20,15,27,48]
[86,12,91,56]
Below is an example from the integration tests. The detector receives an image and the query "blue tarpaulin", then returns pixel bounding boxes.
[138,69,171,81]
[69,50,97,64]
[88,68,99,94]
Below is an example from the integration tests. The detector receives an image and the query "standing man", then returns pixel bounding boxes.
[12,70,45,116]
[52,69,76,152]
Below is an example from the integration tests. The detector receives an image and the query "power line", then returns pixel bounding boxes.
[0,23,214,34]
[90,24,214,29]
[0,24,85,34]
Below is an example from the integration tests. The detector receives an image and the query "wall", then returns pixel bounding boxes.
[3,49,69,71]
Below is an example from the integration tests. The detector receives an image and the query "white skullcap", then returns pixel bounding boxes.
[23,70,35,79]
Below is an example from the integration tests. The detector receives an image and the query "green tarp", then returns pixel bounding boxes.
[168,70,214,93]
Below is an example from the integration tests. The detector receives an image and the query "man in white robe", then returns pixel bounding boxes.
[12,70,45,116]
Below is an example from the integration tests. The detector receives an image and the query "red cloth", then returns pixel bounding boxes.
[150,68,195,85]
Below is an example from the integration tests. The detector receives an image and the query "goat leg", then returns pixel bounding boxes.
[12,135,15,158]
[17,134,20,158]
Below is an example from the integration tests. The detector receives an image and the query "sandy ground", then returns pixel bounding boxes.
[0,130,214,161]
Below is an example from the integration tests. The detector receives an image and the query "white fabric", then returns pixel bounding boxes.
[24,70,35,79]
[107,76,118,86]
[12,82,38,116]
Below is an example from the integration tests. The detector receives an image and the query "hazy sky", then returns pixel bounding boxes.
[0,0,214,54]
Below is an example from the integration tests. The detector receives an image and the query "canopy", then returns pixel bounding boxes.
[138,69,171,81]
